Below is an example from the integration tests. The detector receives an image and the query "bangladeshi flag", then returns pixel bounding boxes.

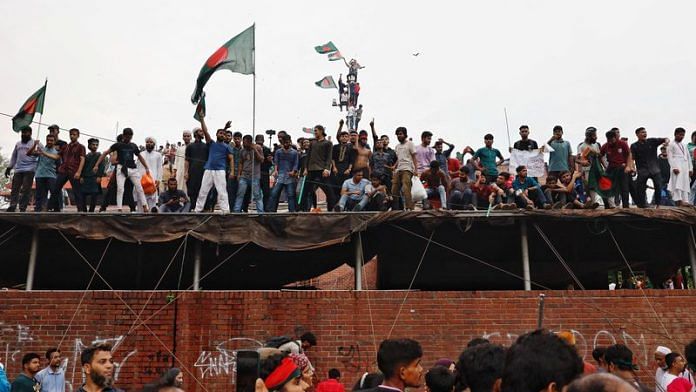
[12,82,46,132]
[191,25,255,104]
[315,76,337,89]
[193,92,206,121]
[587,157,615,198]
[328,51,344,61]
[314,41,337,54]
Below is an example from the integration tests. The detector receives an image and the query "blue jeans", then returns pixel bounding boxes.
[234,177,264,212]
[269,180,297,212]
[159,202,191,213]
[227,177,238,212]
[338,194,368,211]
[426,185,447,208]
[449,189,474,209]
[515,186,547,208]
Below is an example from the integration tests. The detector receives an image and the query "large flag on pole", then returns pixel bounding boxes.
[315,76,337,89]
[191,24,255,104]
[12,83,46,132]
[314,41,338,54]
[328,51,344,61]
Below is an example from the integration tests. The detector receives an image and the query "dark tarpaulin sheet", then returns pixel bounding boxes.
[0,207,694,251]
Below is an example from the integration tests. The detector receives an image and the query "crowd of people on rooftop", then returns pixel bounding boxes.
[1,329,695,392]
[4,116,696,213]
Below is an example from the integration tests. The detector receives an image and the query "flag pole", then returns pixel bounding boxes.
[36,78,47,141]
[504,107,511,150]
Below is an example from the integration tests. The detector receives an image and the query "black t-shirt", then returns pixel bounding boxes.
[332,143,356,171]
[259,145,273,174]
[630,138,664,173]
[185,141,210,172]
[513,139,539,151]
[109,142,140,169]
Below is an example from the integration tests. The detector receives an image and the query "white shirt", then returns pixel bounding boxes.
[139,149,162,181]
[661,373,678,392]
[656,368,667,392]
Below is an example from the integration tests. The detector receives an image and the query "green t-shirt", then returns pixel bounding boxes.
[11,374,39,392]
[548,139,572,172]
[473,147,503,176]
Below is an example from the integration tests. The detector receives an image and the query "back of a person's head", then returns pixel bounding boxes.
[467,338,490,348]
[259,353,289,380]
[567,373,635,392]
[328,368,341,380]
[592,347,607,363]
[300,332,317,346]
[457,343,506,392]
[685,339,696,371]
[159,368,181,387]
[352,372,384,391]
[501,329,583,392]
[604,344,636,372]
[377,338,423,379]
[425,366,455,392]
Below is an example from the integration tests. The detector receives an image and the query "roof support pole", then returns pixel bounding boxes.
[26,229,39,291]
[354,232,364,291]
[521,220,531,291]
[193,240,202,291]
[688,228,696,288]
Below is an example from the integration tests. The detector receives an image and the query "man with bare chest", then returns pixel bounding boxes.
[353,131,372,177]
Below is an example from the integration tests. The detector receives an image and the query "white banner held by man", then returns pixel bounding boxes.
[509,149,547,178]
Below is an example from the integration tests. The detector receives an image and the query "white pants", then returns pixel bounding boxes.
[195,170,229,213]
[135,188,158,211]
[117,165,147,210]
[673,189,690,202]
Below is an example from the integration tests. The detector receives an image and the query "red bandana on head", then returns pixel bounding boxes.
[264,357,301,391]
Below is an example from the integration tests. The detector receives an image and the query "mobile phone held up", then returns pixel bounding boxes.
[236,350,260,392]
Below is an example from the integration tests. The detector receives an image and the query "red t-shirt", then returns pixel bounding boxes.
[472,183,494,199]
[58,141,86,175]
[316,379,345,392]
[600,140,630,168]
[448,158,461,179]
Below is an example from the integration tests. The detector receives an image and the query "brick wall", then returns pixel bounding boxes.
[0,290,691,392]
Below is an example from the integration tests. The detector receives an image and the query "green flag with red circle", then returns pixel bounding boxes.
[191,25,255,104]
[12,83,46,132]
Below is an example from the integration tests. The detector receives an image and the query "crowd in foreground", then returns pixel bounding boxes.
[0,329,694,392]
[4,115,696,213]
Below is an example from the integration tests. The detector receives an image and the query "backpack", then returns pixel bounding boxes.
[265,336,294,349]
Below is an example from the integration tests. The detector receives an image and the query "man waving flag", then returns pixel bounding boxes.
[12,82,46,132]
[191,25,255,104]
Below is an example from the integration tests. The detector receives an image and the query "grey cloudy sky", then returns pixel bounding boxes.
[2,0,695,156]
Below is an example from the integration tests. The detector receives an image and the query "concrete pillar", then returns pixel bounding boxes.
[193,240,202,291]
[354,232,364,291]
[688,228,696,287]
[26,229,39,291]
[521,220,531,291]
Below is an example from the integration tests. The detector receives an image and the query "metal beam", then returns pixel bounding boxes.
[521,220,531,291]
[26,229,39,291]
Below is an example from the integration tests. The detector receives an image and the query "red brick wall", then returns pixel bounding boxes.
[0,290,690,392]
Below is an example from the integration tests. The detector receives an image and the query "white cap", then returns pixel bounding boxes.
[656,346,672,355]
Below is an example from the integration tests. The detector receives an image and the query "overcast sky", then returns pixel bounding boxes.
[2,0,695,157]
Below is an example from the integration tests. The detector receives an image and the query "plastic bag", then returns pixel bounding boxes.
[411,176,427,201]
[141,173,157,195]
